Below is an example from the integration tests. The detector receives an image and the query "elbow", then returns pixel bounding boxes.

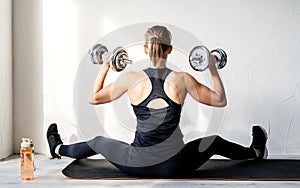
[215,101,227,108]
[89,98,98,105]
[219,97,227,107]
[89,94,99,105]
[220,99,227,107]
[89,93,110,105]
[211,91,227,107]
[89,100,97,105]
[218,90,227,107]
[214,96,227,107]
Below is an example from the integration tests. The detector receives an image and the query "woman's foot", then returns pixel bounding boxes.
[250,125,268,159]
[47,123,63,159]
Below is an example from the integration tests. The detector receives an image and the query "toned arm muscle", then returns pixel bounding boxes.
[184,62,227,107]
[90,71,135,105]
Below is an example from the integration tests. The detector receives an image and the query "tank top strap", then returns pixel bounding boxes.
[144,67,172,80]
[138,67,175,107]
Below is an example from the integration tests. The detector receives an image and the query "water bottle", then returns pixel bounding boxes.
[20,138,34,180]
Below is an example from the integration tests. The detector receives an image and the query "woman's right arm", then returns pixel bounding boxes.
[184,55,227,107]
[89,51,136,105]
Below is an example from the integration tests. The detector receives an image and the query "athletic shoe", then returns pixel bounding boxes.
[46,123,63,159]
[250,125,268,159]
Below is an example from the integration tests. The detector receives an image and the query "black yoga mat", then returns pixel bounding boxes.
[62,159,300,180]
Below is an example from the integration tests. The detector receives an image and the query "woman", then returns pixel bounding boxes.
[47,25,267,177]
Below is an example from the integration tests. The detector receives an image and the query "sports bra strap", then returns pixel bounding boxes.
[138,68,178,107]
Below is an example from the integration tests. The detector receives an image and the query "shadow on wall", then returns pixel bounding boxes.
[41,0,300,157]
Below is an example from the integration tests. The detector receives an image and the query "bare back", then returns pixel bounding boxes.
[127,70,188,108]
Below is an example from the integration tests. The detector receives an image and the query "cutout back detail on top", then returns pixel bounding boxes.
[131,68,183,147]
[137,67,180,108]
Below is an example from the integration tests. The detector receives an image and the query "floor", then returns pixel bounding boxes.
[1,155,300,188]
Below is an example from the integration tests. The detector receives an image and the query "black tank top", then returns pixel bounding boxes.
[131,68,183,147]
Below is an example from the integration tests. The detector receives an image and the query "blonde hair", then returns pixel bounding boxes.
[144,25,172,64]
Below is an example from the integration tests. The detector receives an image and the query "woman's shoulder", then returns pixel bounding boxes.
[118,70,147,82]
[169,70,192,79]
[123,70,146,77]
[169,71,198,88]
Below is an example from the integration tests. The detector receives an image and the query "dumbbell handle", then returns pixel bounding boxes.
[118,59,132,65]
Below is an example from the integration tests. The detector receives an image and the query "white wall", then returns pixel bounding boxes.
[13,0,44,153]
[14,0,300,157]
[0,0,13,159]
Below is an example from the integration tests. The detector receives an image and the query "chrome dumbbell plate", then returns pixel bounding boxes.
[88,44,108,64]
[88,44,132,71]
[211,48,227,69]
[111,47,131,72]
[189,46,211,71]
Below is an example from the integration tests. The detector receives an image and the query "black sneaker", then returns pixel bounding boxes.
[47,123,63,159]
[250,125,268,159]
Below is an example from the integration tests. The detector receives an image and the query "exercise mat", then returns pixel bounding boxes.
[62,159,300,180]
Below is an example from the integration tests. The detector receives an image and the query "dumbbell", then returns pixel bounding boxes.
[88,44,132,72]
[189,46,227,71]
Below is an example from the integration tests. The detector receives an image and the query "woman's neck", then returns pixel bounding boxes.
[150,59,167,69]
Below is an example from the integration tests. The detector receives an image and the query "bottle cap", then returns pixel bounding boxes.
[21,138,34,147]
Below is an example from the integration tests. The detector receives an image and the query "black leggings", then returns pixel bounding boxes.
[59,135,256,177]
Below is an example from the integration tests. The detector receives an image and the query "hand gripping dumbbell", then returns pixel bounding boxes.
[189,46,227,71]
[88,44,132,72]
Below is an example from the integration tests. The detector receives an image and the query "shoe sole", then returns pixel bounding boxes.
[46,123,62,159]
[263,148,268,159]
[255,125,268,159]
